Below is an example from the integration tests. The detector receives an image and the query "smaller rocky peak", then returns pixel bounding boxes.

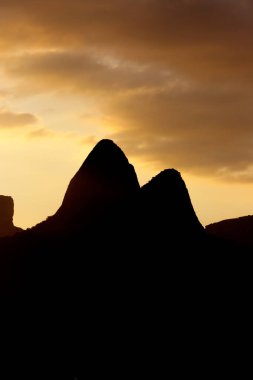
[144,169,185,190]
[140,169,203,235]
[0,195,23,237]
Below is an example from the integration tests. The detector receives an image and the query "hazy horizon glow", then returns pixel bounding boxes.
[1,0,253,228]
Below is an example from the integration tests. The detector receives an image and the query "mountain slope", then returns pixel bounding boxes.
[36,139,140,232]
[138,169,204,244]
[206,215,253,246]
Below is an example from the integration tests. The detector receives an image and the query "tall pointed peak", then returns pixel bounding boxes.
[88,139,120,151]
[79,139,131,172]
[54,139,140,224]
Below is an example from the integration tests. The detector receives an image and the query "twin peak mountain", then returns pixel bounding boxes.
[1,139,204,240]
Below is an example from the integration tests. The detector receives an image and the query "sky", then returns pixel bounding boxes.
[1,0,253,229]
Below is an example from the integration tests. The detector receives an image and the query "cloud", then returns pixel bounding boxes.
[2,0,253,90]
[106,86,253,180]
[27,128,54,138]
[0,109,37,128]
[4,50,174,96]
[1,1,253,181]
[1,0,253,81]
[3,47,253,180]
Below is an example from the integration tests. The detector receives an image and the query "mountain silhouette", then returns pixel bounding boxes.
[0,139,209,297]
[0,139,250,374]
[35,139,140,233]
[140,169,204,237]
[206,215,253,246]
[0,195,22,237]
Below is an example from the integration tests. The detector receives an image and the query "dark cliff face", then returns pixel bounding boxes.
[0,195,22,237]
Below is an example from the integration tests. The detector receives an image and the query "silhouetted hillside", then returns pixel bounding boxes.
[0,139,248,291]
[0,195,22,237]
[34,139,140,233]
[206,215,253,246]
[0,139,250,374]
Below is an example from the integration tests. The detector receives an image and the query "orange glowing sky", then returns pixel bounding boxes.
[1,0,253,228]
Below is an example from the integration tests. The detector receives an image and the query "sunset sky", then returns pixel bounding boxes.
[1,0,253,229]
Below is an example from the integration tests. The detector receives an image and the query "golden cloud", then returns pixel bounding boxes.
[106,87,253,179]
[1,1,252,79]
[3,50,173,96]
[27,128,54,138]
[0,108,37,128]
[1,0,253,180]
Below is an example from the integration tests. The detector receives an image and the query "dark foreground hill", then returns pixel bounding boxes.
[0,139,251,376]
[206,215,253,246]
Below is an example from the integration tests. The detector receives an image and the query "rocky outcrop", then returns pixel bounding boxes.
[0,195,22,237]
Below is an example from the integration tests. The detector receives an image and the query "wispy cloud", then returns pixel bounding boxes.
[0,108,37,128]
[4,50,174,96]
[27,127,54,138]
